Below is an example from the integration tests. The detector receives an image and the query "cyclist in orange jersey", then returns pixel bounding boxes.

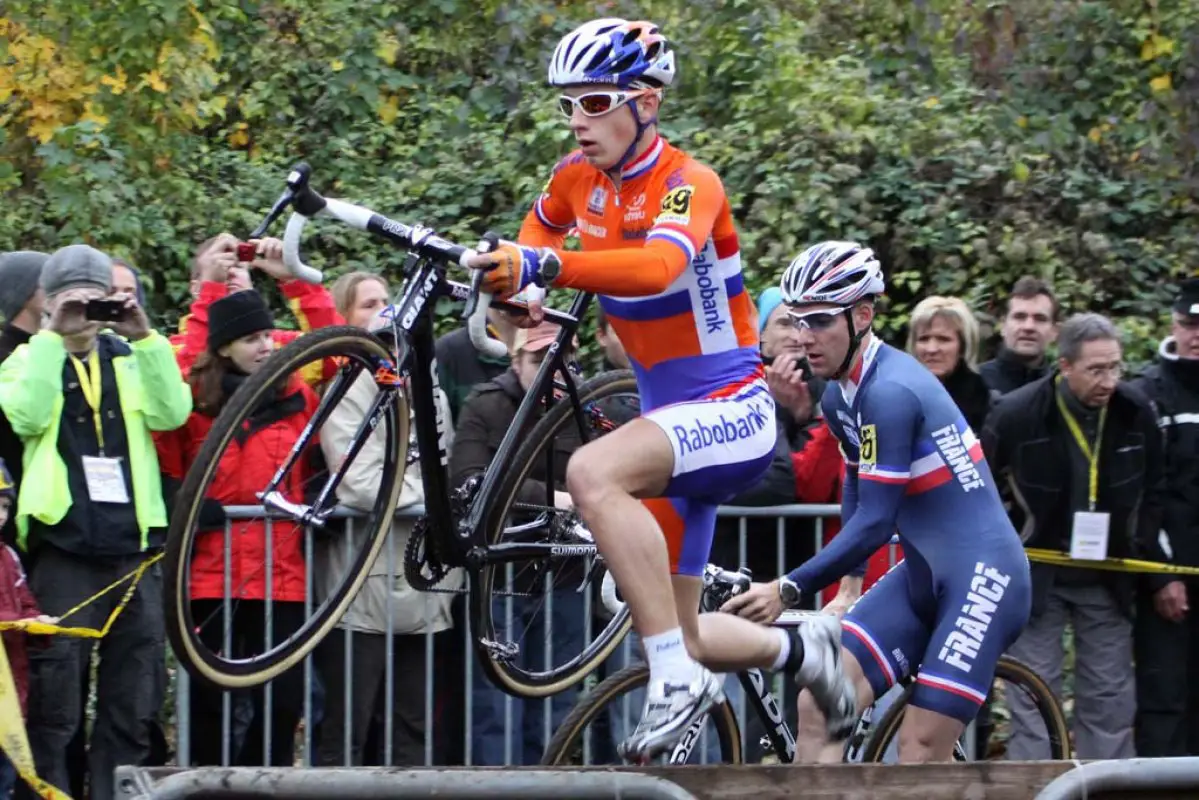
[467,18,855,761]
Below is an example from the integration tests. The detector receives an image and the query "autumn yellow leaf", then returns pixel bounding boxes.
[145,70,168,93]
[378,95,400,124]
[101,66,128,95]
[80,100,108,128]
[923,96,939,109]
[1150,73,1172,93]
[330,59,345,72]
[229,122,249,148]
[375,33,400,66]
[1087,127,1102,143]
[1141,34,1175,62]
[1016,115,1028,128]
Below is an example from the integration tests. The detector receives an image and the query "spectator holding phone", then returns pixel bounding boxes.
[0,244,190,798]
[170,234,343,385]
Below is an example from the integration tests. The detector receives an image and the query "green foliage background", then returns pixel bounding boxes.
[2,0,1198,371]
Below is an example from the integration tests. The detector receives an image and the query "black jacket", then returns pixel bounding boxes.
[942,360,992,435]
[449,370,579,508]
[979,345,1050,397]
[1131,338,1199,568]
[0,324,32,548]
[981,372,1171,615]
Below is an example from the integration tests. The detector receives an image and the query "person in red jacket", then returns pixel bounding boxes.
[156,290,318,768]
[170,234,344,387]
[0,458,54,796]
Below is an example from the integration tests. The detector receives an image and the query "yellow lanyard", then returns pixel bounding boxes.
[1054,375,1106,511]
[69,352,105,455]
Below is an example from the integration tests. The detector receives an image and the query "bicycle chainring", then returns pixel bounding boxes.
[403,516,451,591]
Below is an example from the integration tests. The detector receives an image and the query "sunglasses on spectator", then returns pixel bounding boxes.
[786,307,850,332]
[557,89,655,118]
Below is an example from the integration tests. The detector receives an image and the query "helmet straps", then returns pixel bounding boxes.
[832,308,870,381]
[607,98,656,185]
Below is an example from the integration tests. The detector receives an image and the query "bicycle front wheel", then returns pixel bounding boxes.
[472,370,637,698]
[542,663,743,766]
[858,655,1070,762]
[164,325,408,689]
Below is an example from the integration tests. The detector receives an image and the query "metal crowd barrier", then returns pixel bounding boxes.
[170,504,847,768]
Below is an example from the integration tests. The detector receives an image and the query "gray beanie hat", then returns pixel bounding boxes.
[0,251,50,321]
[40,244,113,298]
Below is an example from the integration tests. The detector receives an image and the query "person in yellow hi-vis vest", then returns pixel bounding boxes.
[0,244,191,800]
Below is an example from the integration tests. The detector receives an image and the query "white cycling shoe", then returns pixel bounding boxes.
[797,614,858,740]
[618,663,725,763]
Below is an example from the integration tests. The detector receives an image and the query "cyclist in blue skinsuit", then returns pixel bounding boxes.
[725,241,1031,762]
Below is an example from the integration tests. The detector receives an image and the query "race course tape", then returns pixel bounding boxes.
[0,553,161,798]
[1025,548,1199,576]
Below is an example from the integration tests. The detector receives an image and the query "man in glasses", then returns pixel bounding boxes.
[983,312,1177,761]
[725,241,1031,763]
[466,18,822,762]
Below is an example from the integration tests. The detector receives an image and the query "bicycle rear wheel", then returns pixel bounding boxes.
[541,663,743,765]
[164,326,408,689]
[472,370,637,698]
[858,655,1070,762]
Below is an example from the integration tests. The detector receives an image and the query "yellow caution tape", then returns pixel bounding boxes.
[0,629,71,799]
[1025,548,1199,576]
[0,553,161,798]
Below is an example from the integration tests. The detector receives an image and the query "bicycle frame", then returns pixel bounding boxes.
[255,246,598,570]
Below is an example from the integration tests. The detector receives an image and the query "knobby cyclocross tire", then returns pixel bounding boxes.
[541,664,743,765]
[858,654,1070,762]
[473,370,636,698]
[164,326,408,689]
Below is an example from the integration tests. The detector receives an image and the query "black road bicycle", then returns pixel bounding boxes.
[164,164,635,696]
[542,565,1071,765]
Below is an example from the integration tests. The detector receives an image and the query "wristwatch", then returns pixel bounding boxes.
[778,577,802,609]
[535,250,563,287]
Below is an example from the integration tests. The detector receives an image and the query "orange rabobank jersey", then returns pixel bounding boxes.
[518,137,761,410]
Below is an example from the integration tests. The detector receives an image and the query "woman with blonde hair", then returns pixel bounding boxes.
[906,295,992,434]
[315,271,461,766]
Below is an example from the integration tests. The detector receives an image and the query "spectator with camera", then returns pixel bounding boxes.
[170,234,343,383]
[0,244,190,798]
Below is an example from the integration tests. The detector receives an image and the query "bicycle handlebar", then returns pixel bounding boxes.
[600,563,753,618]
[275,164,508,359]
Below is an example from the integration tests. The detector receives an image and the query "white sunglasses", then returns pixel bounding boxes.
[557,88,656,118]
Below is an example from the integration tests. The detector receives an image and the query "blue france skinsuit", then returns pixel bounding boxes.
[786,338,1031,722]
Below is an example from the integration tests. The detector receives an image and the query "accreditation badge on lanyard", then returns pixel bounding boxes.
[1056,377,1109,560]
[70,353,131,505]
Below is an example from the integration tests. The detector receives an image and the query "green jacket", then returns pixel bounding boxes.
[0,330,192,549]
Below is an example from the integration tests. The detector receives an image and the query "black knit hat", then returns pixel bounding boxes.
[208,290,275,352]
[1173,278,1199,317]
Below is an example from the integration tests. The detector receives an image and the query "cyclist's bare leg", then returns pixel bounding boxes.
[896,706,964,762]
[567,420,782,666]
[676,578,785,671]
[795,649,873,763]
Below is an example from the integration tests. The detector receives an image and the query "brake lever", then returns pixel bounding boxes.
[462,230,501,321]
[246,163,310,240]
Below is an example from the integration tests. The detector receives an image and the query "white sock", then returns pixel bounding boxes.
[770,627,791,671]
[644,628,692,678]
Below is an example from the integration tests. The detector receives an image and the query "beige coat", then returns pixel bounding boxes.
[316,371,462,635]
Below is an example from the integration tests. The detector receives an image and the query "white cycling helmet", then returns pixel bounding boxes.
[779,241,884,307]
[548,19,676,88]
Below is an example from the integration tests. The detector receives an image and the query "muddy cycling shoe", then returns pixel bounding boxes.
[796,614,857,741]
[618,664,725,763]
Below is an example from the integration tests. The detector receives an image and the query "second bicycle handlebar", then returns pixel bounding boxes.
[275,163,507,359]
